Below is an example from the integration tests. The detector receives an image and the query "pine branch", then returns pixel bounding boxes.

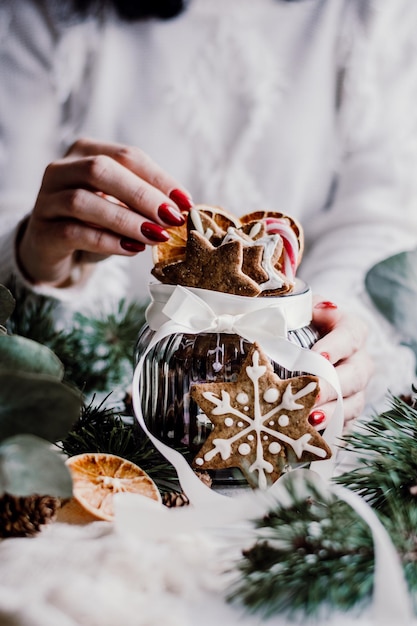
[59,396,182,493]
[334,395,417,607]
[6,287,63,345]
[228,481,374,620]
[336,395,417,512]
[377,500,417,601]
[6,285,147,394]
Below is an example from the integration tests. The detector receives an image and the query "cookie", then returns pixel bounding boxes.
[186,208,231,246]
[152,230,262,297]
[190,342,331,489]
[152,205,304,297]
[241,244,270,285]
[241,212,303,294]
[151,204,239,267]
[225,223,288,294]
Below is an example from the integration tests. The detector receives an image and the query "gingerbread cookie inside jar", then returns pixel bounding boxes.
[134,205,328,488]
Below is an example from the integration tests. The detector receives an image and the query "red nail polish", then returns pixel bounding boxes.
[158,203,185,226]
[308,410,326,427]
[320,352,331,361]
[120,238,146,253]
[141,222,169,242]
[169,189,193,212]
[314,301,338,310]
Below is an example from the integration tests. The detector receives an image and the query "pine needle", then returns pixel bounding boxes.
[228,481,374,619]
[6,286,147,394]
[336,395,417,512]
[59,395,182,493]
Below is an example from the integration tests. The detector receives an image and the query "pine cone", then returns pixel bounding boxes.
[0,493,60,538]
[162,470,213,507]
[194,470,213,489]
[162,491,190,508]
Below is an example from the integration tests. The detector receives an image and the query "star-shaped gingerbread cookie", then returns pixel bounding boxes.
[152,230,262,296]
[190,342,331,489]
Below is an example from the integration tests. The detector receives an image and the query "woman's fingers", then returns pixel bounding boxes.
[315,349,374,405]
[308,297,373,428]
[37,187,173,246]
[310,391,366,430]
[41,156,186,231]
[311,301,368,365]
[309,351,373,428]
[40,216,147,257]
[66,138,193,212]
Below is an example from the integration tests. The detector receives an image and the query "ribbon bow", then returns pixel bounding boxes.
[158,285,288,343]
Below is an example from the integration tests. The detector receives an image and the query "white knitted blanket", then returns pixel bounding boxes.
[0,501,415,626]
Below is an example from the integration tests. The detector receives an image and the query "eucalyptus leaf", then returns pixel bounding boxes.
[0,334,64,379]
[0,371,81,443]
[0,434,72,497]
[365,248,417,355]
[0,284,15,325]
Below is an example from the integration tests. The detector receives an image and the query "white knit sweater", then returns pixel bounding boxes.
[0,0,416,405]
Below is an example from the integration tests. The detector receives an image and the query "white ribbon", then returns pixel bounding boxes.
[147,282,313,332]
[157,284,288,340]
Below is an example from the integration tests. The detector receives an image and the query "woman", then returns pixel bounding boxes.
[0,0,416,424]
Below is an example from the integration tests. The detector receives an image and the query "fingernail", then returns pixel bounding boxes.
[169,188,193,212]
[314,301,338,310]
[308,410,326,427]
[158,203,185,226]
[320,352,331,361]
[120,238,146,253]
[141,221,169,242]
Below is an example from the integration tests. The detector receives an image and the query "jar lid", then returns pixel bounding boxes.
[146,279,313,332]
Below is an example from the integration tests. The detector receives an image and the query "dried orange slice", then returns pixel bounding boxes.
[64,452,161,522]
[151,217,189,266]
[152,204,239,266]
[240,211,304,263]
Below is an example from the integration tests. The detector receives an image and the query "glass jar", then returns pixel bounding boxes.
[134,280,319,484]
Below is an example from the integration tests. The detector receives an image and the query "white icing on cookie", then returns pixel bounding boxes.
[223,228,284,291]
[190,208,214,240]
[236,392,249,405]
[278,414,289,427]
[269,442,281,454]
[264,388,279,403]
[238,443,251,456]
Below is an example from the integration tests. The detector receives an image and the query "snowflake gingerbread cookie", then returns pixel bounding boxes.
[190,343,332,489]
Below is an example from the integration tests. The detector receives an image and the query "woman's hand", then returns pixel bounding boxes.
[17,138,193,287]
[309,298,374,428]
